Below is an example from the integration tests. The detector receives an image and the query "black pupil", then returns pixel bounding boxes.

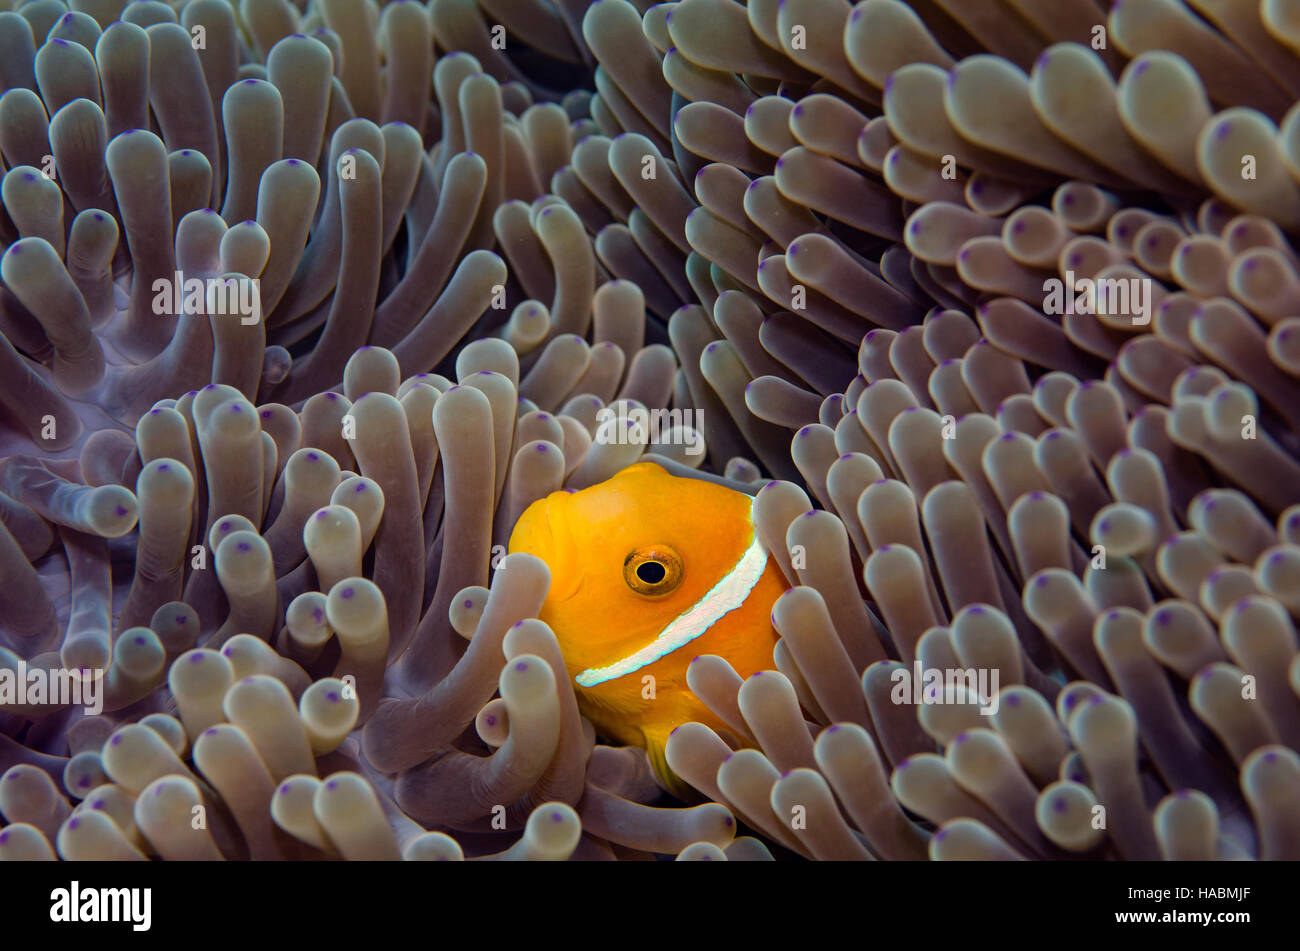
[636,561,666,585]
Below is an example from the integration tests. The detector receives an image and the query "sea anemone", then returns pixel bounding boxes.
[1,0,1299,862]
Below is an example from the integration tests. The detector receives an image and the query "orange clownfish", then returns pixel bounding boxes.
[507,461,787,794]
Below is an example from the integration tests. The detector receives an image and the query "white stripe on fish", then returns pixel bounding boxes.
[576,510,768,687]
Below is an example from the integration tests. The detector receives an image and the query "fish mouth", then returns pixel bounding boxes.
[511,491,584,604]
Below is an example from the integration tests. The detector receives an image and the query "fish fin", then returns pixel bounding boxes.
[641,725,702,802]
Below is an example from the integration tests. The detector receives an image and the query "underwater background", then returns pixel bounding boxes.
[0,0,1298,862]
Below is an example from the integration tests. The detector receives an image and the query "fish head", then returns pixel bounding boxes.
[507,462,762,690]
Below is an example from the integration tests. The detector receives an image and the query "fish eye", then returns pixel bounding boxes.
[623,545,684,597]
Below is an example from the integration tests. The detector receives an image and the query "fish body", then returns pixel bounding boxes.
[507,462,786,792]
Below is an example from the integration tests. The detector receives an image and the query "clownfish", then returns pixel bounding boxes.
[507,461,787,795]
